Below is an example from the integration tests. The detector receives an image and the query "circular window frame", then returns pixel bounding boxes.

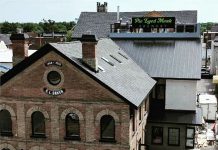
[43,68,64,88]
[47,71,61,86]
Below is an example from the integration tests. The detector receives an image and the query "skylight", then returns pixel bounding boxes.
[101,57,115,66]
[118,52,128,60]
[98,66,105,72]
[110,55,122,63]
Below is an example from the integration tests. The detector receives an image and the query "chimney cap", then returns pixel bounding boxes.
[10,33,29,41]
[80,34,98,43]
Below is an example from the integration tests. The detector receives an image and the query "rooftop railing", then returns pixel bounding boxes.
[109,23,201,39]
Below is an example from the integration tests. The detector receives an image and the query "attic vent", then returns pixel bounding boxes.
[118,52,128,60]
[101,57,115,66]
[110,55,122,63]
[98,65,105,72]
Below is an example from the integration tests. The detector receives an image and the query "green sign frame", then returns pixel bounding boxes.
[132,17,175,28]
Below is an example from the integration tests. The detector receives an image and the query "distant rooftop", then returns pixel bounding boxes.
[73,11,198,39]
[211,24,218,32]
[0,34,12,45]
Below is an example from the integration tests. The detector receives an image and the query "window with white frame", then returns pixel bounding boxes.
[185,127,195,148]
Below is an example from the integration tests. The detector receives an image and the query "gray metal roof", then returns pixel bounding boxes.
[73,11,197,38]
[50,38,156,107]
[0,34,12,45]
[113,39,201,79]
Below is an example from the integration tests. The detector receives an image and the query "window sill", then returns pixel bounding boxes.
[30,134,46,139]
[0,132,13,137]
[99,138,116,143]
[168,144,180,146]
[64,136,81,141]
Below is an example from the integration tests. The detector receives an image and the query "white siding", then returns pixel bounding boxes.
[210,42,218,75]
[165,80,197,111]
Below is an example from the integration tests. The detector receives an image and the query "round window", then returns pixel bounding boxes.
[47,71,61,85]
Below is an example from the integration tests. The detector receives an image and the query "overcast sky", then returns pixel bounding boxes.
[0,0,217,23]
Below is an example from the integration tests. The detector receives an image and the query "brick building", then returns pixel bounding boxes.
[0,34,155,150]
[73,3,203,149]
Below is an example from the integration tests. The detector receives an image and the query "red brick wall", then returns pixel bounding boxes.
[0,51,130,150]
[82,43,96,59]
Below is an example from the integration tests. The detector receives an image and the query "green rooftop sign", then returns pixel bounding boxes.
[132,17,175,28]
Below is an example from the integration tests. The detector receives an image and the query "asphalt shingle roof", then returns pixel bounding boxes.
[73,11,197,38]
[51,38,156,107]
[113,39,202,79]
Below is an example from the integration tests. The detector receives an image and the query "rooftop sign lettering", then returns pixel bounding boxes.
[132,17,175,28]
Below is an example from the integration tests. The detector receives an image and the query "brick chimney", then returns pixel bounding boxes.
[80,34,98,72]
[97,2,108,12]
[10,33,29,66]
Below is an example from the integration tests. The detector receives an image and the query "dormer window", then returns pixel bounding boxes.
[47,71,61,86]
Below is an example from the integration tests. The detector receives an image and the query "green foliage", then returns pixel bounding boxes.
[66,30,73,42]
[0,20,76,34]
[0,21,19,34]
[200,22,217,34]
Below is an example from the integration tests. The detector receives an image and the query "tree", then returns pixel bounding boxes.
[66,30,72,42]
[42,19,55,33]
[23,23,36,32]
[54,24,67,32]
[200,22,216,34]
[1,22,18,34]
[0,20,76,34]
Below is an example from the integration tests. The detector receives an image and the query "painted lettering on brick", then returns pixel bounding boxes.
[45,61,62,67]
[43,88,65,96]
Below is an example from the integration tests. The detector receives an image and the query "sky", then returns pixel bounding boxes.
[0,0,217,23]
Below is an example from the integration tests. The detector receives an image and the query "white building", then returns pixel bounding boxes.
[0,41,12,73]
[210,37,218,75]
[0,40,37,74]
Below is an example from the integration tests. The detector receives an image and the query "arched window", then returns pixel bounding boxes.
[100,115,116,142]
[65,113,80,140]
[0,109,13,136]
[31,111,46,138]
